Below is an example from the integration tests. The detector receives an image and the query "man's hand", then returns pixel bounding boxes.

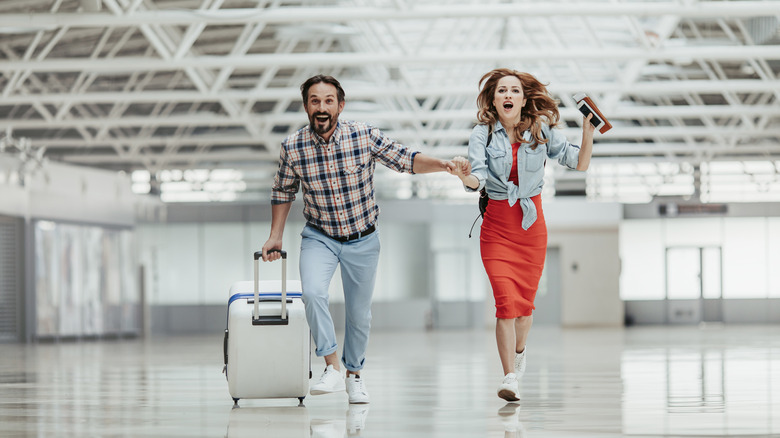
[261,238,283,262]
[449,156,471,178]
[443,159,457,174]
[413,154,456,174]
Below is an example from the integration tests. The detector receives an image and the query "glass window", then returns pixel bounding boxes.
[722,218,767,299]
[203,223,245,305]
[702,247,722,299]
[620,220,665,300]
[664,217,722,247]
[666,248,701,300]
[769,218,780,298]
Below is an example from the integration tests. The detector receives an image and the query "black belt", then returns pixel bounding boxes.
[311,223,376,242]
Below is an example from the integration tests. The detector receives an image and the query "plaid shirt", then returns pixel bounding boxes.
[272,120,417,239]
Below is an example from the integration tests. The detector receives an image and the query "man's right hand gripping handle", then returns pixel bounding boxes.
[261,238,283,262]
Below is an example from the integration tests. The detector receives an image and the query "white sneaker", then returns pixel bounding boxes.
[514,348,527,377]
[497,373,520,402]
[346,404,369,434]
[345,374,370,404]
[311,365,345,395]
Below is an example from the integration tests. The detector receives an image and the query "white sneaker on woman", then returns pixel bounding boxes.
[514,348,527,377]
[310,365,345,395]
[497,373,520,402]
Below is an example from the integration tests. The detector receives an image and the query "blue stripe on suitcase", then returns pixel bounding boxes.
[228,292,303,306]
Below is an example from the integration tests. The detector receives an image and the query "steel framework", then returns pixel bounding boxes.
[0,0,778,202]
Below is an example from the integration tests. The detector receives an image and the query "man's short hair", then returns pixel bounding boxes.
[301,75,346,104]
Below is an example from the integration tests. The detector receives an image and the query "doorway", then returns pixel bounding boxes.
[665,246,723,324]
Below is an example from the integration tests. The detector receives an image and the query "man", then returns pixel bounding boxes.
[261,75,457,404]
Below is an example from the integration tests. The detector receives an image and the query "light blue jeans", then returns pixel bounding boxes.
[299,224,380,372]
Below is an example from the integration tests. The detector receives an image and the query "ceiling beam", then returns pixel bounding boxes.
[2,46,779,73]
[3,80,779,106]
[0,2,777,28]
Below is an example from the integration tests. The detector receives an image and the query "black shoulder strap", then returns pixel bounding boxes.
[469,125,493,239]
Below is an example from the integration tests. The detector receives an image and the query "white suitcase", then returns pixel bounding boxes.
[223,250,311,405]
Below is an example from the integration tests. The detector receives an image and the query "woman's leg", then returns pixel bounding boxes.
[497,315,533,375]
[515,315,533,353]
[496,317,521,401]
[496,318,517,375]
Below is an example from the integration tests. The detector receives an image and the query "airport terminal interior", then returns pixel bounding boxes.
[1,0,780,437]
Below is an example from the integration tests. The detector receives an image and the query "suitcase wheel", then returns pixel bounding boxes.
[298,396,305,406]
[232,398,240,407]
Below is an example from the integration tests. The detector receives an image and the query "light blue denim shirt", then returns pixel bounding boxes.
[466,121,582,230]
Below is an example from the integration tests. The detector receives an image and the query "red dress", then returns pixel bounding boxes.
[480,143,547,318]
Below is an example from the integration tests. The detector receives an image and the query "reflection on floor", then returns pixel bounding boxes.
[0,325,779,437]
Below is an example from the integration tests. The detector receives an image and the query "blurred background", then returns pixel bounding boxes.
[1,0,779,342]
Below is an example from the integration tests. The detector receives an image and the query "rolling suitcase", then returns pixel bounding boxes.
[223,249,311,405]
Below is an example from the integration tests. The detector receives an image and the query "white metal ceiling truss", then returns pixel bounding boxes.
[0,0,779,201]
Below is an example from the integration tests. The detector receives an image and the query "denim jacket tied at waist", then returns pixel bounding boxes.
[465,121,582,230]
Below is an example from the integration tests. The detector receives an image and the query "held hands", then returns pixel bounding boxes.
[448,156,471,180]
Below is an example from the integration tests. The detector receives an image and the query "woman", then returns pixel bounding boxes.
[452,69,595,402]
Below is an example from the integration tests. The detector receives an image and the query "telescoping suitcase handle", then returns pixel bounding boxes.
[252,249,288,325]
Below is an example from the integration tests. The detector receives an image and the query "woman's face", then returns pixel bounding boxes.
[492,75,526,123]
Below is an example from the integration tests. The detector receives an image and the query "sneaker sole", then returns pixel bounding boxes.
[310,387,345,395]
[348,399,370,404]
[498,389,520,402]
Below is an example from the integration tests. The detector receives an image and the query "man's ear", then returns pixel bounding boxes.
[338,100,345,112]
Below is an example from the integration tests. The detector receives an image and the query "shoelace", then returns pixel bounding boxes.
[350,378,367,393]
[319,369,338,384]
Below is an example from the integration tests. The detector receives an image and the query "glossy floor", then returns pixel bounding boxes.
[1,325,779,437]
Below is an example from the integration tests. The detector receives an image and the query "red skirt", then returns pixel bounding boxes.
[480,195,547,319]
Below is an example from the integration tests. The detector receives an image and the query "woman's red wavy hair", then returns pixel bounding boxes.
[476,68,560,148]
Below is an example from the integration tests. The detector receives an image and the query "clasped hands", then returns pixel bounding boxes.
[446,156,471,181]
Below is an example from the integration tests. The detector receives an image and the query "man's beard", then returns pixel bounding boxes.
[310,112,336,135]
